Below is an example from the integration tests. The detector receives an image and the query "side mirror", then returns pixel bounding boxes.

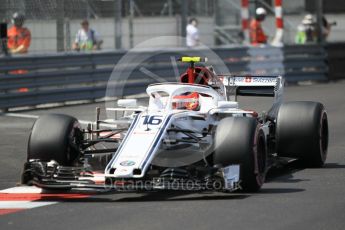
[117,99,137,108]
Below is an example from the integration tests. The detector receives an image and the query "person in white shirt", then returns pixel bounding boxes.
[73,19,103,51]
[186,18,200,48]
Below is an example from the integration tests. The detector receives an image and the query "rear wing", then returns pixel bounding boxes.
[220,75,284,98]
[220,75,284,118]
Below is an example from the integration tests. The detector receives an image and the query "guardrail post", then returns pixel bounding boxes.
[56,0,65,52]
[129,0,134,48]
[315,0,324,43]
[181,0,188,38]
[114,0,122,49]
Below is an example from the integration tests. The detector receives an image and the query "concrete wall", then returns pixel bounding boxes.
[25,21,57,53]
[25,16,215,53]
[279,0,305,14]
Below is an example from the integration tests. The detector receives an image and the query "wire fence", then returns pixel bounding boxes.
[0,0,344,54]
[0,0,216,53]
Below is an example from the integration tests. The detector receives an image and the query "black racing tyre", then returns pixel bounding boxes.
[27,114,81,166]
[276,101,329,167]
[214,117,267,192]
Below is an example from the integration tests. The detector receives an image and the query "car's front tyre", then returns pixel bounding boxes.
[214,117,267,192]
[22,114,82,185]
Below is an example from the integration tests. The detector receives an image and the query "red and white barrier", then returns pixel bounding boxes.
[272,0,284,46]
[241,0,250,44]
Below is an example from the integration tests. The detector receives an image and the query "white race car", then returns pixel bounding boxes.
[22,57,329,192]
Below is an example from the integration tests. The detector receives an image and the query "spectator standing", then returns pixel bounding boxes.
[321,16,336,41]
[73,19,103,51]
[295,14,316,44]
[249,8,267,45]
[7,12,31,78]
[295,24,307,44]
[186,18,200,48]
[7,12,31,54]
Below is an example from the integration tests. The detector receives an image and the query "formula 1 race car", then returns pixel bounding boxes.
[21,57,329,192]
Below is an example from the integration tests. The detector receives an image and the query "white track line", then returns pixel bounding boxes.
[0,201,57,209]
[4,113,39,119]
[0,186,43,194]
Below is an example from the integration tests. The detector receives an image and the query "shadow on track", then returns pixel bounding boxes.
[54,190,249,203]
[63,162,345,202]
[58,186,305,203]
[322,163,345,169]
[14,163,345,203]
[266,162,345,184]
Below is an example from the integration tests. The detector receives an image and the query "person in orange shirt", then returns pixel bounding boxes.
[7,12,31,90]
[250,7,267,45]
[7,12,31,54]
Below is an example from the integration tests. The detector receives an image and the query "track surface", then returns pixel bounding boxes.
[0,82,345,230]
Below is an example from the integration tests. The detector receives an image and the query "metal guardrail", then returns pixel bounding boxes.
[326,43,345,81]
[0,45,329,110]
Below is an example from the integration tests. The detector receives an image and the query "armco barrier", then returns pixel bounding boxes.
[326,43,345,81]
[0,45,328,110]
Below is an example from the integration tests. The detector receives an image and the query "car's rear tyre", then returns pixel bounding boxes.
[27,114,81,166]
[276,101,328,167]
[214,117,267,192]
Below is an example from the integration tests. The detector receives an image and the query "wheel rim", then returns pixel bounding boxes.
[320,111,329,162]
[257,135,266,175]
[254,131,266,186]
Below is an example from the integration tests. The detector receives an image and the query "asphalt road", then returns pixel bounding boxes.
[0,81,344,230]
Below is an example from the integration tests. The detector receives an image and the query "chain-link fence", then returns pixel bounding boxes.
[0,0,216,53]
[1,0,345,54]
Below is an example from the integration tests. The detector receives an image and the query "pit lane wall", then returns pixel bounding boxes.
[0,44,338,111]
